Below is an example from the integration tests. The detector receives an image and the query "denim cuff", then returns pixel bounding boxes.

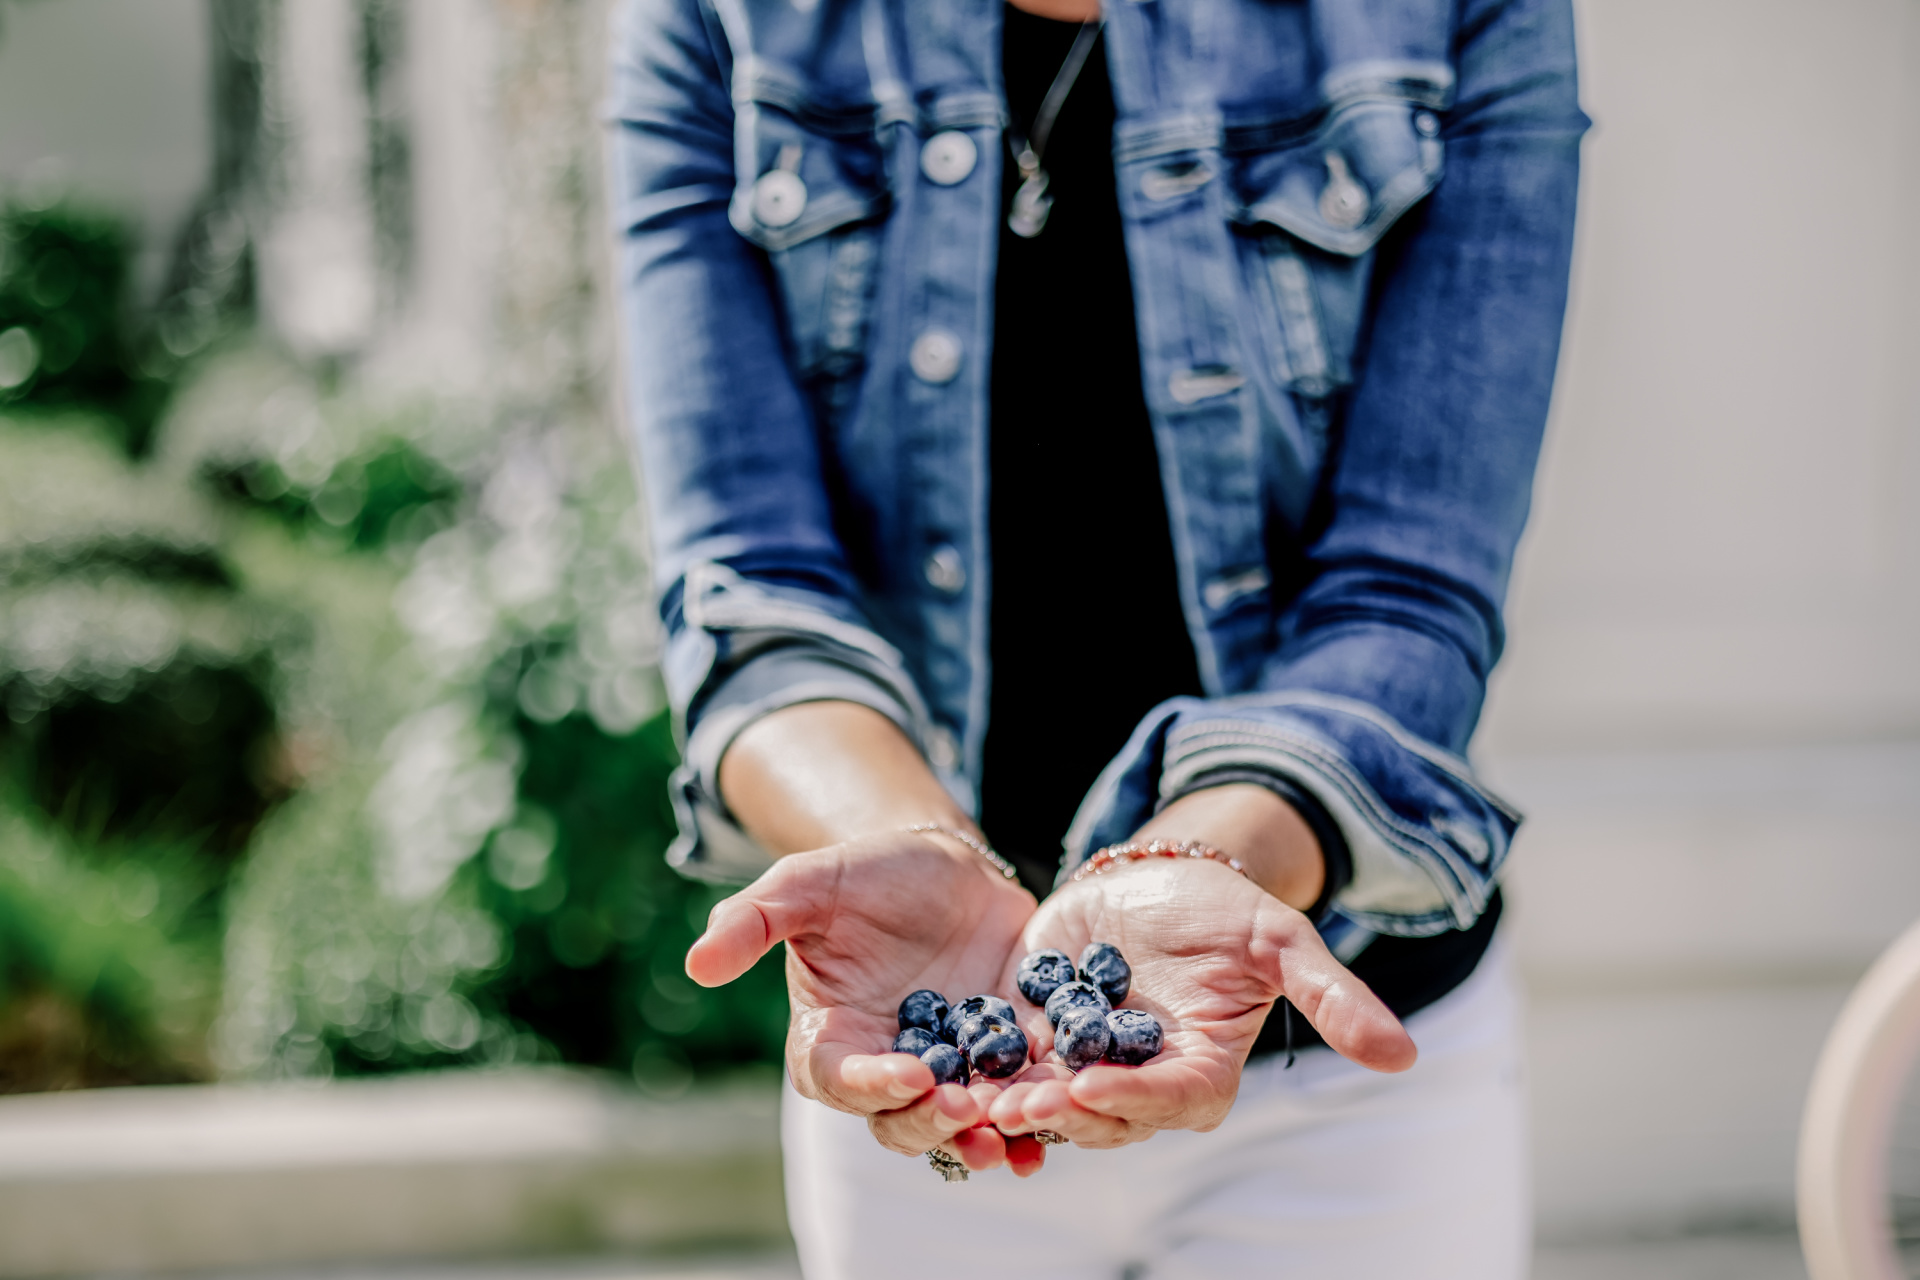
[662,561,940,883]
[1065,692,1520,938]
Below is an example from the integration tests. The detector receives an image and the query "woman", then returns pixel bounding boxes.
[608,0,1584,1274]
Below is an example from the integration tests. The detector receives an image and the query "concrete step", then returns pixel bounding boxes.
[0,1070,787,1278]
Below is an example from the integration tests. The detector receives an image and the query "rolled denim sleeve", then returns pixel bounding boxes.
[1068,0,1585,935]
[608,0,932,880]
[663,563,937,883]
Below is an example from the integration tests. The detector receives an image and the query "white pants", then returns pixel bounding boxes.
[782,938,1528,1280]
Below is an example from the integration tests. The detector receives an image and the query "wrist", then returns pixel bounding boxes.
[1130,783,1326,911]
[901,822,1022,884]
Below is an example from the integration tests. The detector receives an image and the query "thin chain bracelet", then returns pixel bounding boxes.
[902,822,1021,882]
[1071,837,1246,882]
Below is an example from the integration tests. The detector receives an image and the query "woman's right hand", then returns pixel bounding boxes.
[685,829,1042,1172]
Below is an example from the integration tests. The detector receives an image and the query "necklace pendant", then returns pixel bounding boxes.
[1008,170,1053,239]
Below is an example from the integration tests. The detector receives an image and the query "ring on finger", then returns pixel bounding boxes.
[925,1147,969,1182]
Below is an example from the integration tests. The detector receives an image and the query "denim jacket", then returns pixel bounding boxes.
[608,0,1586,940]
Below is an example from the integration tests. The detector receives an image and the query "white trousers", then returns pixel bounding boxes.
[781,938,1528,1280]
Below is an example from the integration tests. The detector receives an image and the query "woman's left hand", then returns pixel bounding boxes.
[986,856,1417,1147]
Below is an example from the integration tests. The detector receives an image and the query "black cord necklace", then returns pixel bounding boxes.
[1006,19,1103,239]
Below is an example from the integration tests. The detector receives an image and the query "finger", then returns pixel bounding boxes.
[802,1045,936,1115]
[982,1062,1072,1134]
[945,1122,1007,1171]
[1067,1056,1237,1132]
[867,1083,984,1155]
[991,1077,1139,1149]
[1252,898,1417,1073]
[1003,1133,1047,1177]
[684,853,839,987]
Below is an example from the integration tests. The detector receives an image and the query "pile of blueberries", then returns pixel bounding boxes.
[891,942,1164,1085]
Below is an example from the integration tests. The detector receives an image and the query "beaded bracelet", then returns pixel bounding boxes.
[902,822,1021,882]
[1070,837,1246,882]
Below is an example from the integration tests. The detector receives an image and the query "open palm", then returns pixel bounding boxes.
[685,831,1039,1167]
[989,858,1416,1148]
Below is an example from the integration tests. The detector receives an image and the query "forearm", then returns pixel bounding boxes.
[718,700,973,856]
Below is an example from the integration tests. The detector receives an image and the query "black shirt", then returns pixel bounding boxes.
[980,7,1497,1056]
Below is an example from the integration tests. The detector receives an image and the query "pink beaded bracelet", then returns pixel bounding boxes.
[1070,838,1247,882]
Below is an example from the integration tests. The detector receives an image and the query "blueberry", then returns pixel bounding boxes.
[943,994,1015,1043]
[1078,942,1131,1004]
[921,1041,969,1085]
[898,989,951,1037]
[1105,1008,1163,1065]
[893,1026,940,1056]
[1053,1005,1111,1071]
[966,1017,1030,1079]
[1016,949,1077,1006]
[952,1014,992,1055]
[1044,980,1111,1028]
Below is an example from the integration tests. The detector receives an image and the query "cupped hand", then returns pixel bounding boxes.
[685,831,1046,1172]
[988,858,1416,1148]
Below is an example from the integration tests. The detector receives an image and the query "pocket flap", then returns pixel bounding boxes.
[1229,99,1443,257]
[728,100,889,253]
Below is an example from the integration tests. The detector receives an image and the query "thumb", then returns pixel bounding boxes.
[684,850,841,987]
[1253,898,1419,1073]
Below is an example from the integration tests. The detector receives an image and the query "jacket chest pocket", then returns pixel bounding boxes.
[728,100,890,411]
[1229,96,1445,406]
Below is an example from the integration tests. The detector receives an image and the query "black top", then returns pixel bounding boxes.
[979,7,1496,1057]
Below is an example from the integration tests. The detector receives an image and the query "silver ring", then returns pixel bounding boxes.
[926,1147,969,1182]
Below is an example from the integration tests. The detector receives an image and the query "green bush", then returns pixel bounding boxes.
[0,199,786,1093]
[0,205,172,453]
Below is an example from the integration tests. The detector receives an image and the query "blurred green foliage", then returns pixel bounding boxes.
[0,206,173,453]
[0,199,785,1094]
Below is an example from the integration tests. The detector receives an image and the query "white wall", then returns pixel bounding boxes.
[1479,0,1920,1240]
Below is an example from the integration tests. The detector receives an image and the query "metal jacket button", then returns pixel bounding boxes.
[920,131,977,185]
[1318,152,1369,229]
[1415,111,1441,138]
[909,328,963,384]
[752,170,807,228]
[923,544,966,594]
[926,725,960,771]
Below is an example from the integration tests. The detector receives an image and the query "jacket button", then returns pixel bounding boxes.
[926,725,960,771]
[909,328,963,384]
[752,170,807,228]
[1415,111,1441,138]
[919,131,978,185]
[1318,152,1369,229]
[923,544,966,594]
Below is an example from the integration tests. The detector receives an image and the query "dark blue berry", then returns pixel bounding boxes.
[1053,1006,1111,1071]
[893,1026,940,1056]
[1105,1009,1163,1065]
[943,994,1014,1043]
[1016,949,1077,1006]
[952,1014,992,1055]
[1078,942,1131,1004]
[966,1017,1030,1079]
[1044,980,1110,1028]
[921,1042,969,1085]
[898,989,951,1038]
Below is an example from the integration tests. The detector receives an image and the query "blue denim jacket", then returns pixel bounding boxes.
[608,0,1586,940]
